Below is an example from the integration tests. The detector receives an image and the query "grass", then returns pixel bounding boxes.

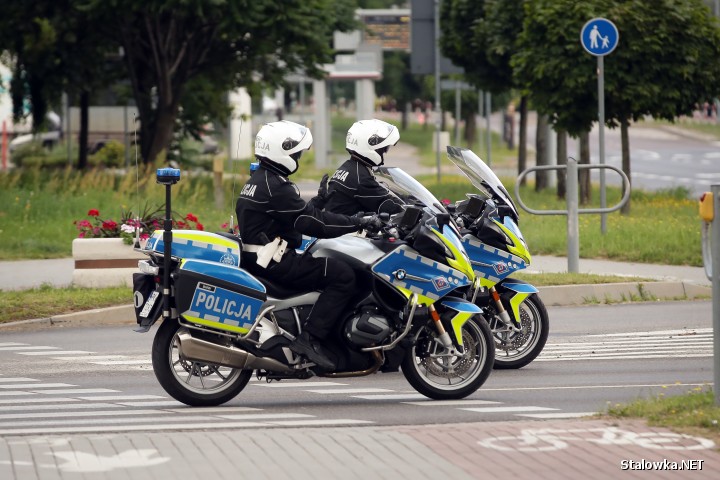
[606,386,720,445]
[0,284,132,323]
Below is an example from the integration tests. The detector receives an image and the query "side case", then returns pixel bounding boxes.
[175,259,267,335]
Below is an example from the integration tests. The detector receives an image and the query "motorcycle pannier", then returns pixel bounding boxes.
[175,259,267,335]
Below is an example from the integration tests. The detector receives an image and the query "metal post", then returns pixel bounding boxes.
[123,103,129,168]
[434,0,442,182]
[64,92,71,167]
[712,184,720,405]
[299,76,305,124]
[454,84,461,146]
[485,91,491,167]
[477,90,483,155]
[598,56,607,234]
[567,158,580,273]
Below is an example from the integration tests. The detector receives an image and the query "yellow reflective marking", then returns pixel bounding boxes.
[182,315,250,334]
[450,312,473,346]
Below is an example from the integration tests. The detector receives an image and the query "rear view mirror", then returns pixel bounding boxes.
[399,206,422,230]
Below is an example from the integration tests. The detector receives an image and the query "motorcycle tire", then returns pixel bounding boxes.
[489,294,549,370]
[401,314,494,400]
[151,319,253,406]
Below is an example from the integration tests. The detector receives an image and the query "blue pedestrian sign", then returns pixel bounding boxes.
[580,18,619,56]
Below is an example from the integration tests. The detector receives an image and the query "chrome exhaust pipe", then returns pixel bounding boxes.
[177,332,292,373]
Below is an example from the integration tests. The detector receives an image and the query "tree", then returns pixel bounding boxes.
[513,0,720,211]
[0,1,120,169]
[81,0,358,164]
[376,51,423,130]
[440,0,530,177]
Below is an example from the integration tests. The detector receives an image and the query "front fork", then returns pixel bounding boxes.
[472,282,521,333]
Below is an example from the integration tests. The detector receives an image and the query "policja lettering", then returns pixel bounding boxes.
[194,291,253,321]
[331,169,349,182]
[240,184,257,197]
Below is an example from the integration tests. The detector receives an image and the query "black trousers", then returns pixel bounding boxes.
[246,251,356,339]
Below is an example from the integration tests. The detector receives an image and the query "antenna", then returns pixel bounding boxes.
[133,113,141,249]
[229,117,244,234]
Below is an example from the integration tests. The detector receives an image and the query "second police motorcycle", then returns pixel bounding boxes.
[375,146,549,369]
[132,166,495,406]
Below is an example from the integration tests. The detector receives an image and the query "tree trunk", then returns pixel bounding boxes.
[556,129,567,199]
[535,114,549,192]
[465,112,476,147]
[579,130,591,204]
[143,104,178,165]
[401,102,409,131]
[77,91,89,170]
[621,118,632,214]
[518,96,528,186]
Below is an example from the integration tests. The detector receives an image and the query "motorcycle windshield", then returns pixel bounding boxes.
[446,146,519,219]
[375,166,448,215]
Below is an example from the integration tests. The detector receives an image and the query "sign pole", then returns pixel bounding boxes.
[581,18,619,235]
[598,55,607,233]
[434,0,441,182]
[1,120,6,171]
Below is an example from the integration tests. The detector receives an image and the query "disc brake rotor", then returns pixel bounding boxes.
[421,329,477,378]
[495,309,532,351]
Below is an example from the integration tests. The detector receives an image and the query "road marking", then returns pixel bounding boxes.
[402,399,501,406]
[54,355,130,361]
[0,346,58,351]
[537,353,712,361]
[352,394,428,401]
[0,408,170,420]
[0,378,38,383]
[34,388,120,395]
[91,360,152,365]
[516,412,596,419]
[116,401,185,407]
[0,383,76,389]
[305,388,395,394]
[217,413,313,420]
[477,383,710,392]
[461,406,558,413]
[0,397,77,404]
[76,395,166,401]
[17,351,93,356]
[255,382,348,388]
[0,419,375,435]
[0,343,27,347]
[587,328,712,337]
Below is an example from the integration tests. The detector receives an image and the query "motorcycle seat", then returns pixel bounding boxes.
[254,275,317,299]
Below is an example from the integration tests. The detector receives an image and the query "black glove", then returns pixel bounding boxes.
[357,214,383,233]
[317,173,329,199]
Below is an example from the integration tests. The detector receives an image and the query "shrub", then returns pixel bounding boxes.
[10,142,48,167]
[89,140,125,168]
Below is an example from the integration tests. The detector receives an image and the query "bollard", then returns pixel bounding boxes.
[710,185,720,405]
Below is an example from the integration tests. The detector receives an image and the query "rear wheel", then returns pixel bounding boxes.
[151,320,253,406]
[401,315,494,400]
[489,294,549,369]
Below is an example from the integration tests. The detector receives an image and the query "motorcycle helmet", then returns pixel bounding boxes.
[254,120,313,175]
[346,119,400,167]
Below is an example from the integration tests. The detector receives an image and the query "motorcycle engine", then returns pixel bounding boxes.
[343,305,392,347]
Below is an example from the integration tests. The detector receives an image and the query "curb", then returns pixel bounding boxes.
[0,281,710,330]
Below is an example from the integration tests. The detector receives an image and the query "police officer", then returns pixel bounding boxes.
[322,119,405,216]
[236,120,379,371]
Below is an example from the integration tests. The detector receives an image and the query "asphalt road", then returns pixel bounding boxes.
[0,301,711,435]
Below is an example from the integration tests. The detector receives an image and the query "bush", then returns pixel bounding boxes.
[10,142,48,167]
[89,140,125,168]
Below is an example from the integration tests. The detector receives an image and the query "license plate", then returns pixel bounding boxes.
[140,291,160,318]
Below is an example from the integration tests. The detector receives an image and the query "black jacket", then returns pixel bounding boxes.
[236,166,360,249]
[323,158,404,216]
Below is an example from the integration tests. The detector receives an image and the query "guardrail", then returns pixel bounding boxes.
[514,157,630,273]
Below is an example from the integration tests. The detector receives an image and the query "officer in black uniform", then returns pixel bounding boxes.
[236,120,380,371]
[322,119,405,216]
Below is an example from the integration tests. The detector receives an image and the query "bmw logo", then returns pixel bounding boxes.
[395,269,407,280]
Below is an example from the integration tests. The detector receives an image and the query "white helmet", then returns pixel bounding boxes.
[254,120,312,175]
[346,119,400,167]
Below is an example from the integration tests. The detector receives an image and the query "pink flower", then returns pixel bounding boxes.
[186,213,198,222]
[88,209,100,217]
[102,220,118,230]
[196,223,204,231]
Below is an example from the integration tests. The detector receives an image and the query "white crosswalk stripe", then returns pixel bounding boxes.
[537,328,712,361]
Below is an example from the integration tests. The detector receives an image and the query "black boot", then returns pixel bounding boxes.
[290,331,336,370]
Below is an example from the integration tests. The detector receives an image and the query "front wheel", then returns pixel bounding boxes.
[151,319,253,406]
[489,294,549,369]
[401,315,494,400]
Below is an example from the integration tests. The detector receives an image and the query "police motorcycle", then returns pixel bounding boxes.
[375,146,549,370]
[133,167,494,406]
